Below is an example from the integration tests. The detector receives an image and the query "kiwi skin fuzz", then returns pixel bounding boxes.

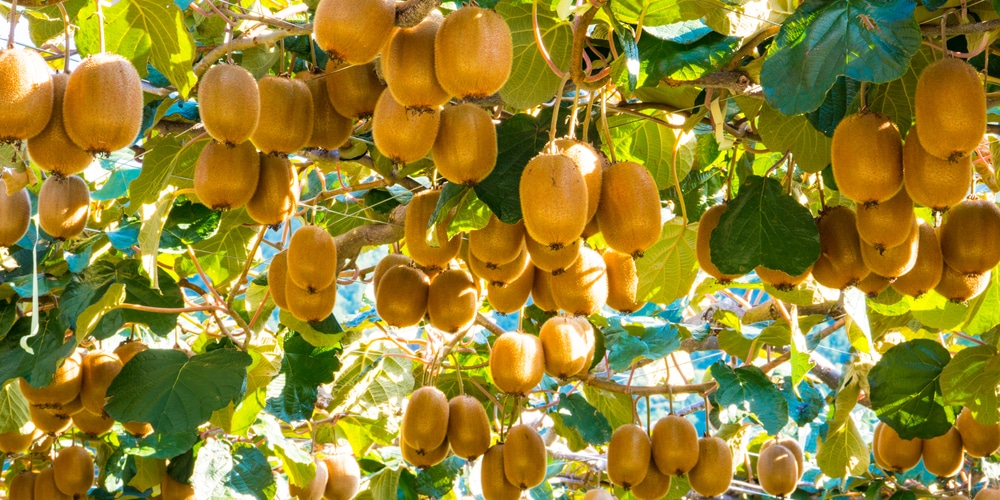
[38,175,90,240]
[251,76,314,155]
[27,73,92,176]
[194,140,261,211]
[830,111,903,204]
[312,0,395,66]
[432,103,497,185]
[490,331,544,396]
[375,265,430,328]
[597,161,662,258]
[903,124,971,210]
[434,6,513,99]
[62,53,143,155]
[246,153,298,226]
[373,89,441,164]
[198,63,260,145]
[519,153,589,249]
[383,16,451,110]
[0,178,31,247]
[914,58,987,161]
[0,47,54,142]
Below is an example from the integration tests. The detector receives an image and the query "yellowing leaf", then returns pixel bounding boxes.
[636,218,699,306]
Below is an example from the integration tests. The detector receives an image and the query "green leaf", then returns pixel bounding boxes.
[610,0,724,26]
[711,361,789,434]
[76,0,152,75]
[259,415,315,488]
[192,440,277,500]
[604,114,697,189]
[278,310,344,347]
[127,135,206,215]
[779,377,824,426]
[805,76,860,137]
[940,345,1000,425]
[911,291,970,330]
[414,456,464,498]
[549,393,613,451]
[709,175,821,276]
[183,210,258,289]
[757,104,833,173]
[75,283,126,341]
[851,47,936,138]
[582,386,634,429]
[496,0,572,110]
[867,339,953,439]
[631,32,741,86]
[446,190,491,238]
[759,0,922,115]
[816,417,870,478]
[0,380,30,434]
[0,313,77,388]
[106,348,252,434]
[212,343,280,436]
[963,271,1000,335]
[603,317,682,371]
[328,350,414,417]
[635,218,699,305]
[265,333,341,422]
[367,466,401,500]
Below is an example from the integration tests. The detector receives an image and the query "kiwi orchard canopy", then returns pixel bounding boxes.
[1,0,1000,498]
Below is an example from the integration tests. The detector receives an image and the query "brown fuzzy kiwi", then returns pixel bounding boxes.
[957,407,1000,458]
[903,124,971,210]
[915,58,986,160]
[8,471,38,500]
[761,438,804,480]
[27,73,92,175]
[401,386,450,454]
[38,175,90,240]
[976,491,1000,500]
[434,6,513,98]
[251,76,313,154]
[404,190,462,270]
[830,112,904,204]
[550,246,608,315]
[194,140,261,210]
[373,254,414,296]
[818,206,871,285]
[697,204,742,282]
[427,268,479,333]
[607,424,651,489]
[651,414,699,476]
[631,456,671,500]
[469,245,530,287]
[375,265,430,327]
[0,427,34,453]
[519,153,589,248]
[757,443,799,497]
[922,427,964,477]
[80,350,123,415]
[325,62,386,120]
[323,453,361,500]
[687,436,733,497]
[481,444,521,500]
[856,273,891,298]
[531,269,558,313]
[892,222,943,297]
[299,72,353,151]
[401,435,450,468]
[289,456,328,500]
[538,316,588,378]
[34,466,72,500]
[554,139,605,221]
[383,16,451,110]
[582,490,616,500]
[487,263,535,314]
[198,63,260,145]
[0,47,54,142]
[490,331,544,395]
[432,103,497,185]
[373,90,441,163]
[53,445,93,496]
[604,250,643,313]
[63,53,143,155]
[29,404,72,433]
[856,186,915,250]
[247,154,298,226]
[812,254,863,291]
[287,226,337,291]
[569,316,597,376]
[469,215,525,268]
[268,251,290,309]
[939,199,1000,275]
[755,266,812,292]
[114,341,148,365]
[597,161,662,257]
[161,473,196,500]
[874,421,922,472]
[526,234,580,275]
[121,421,154,438]
[0,179,31,247]
[20,351,82,406]
[52,396,83,417]
[860,217,919,278]
[72,408,115,436]
[503,424,546,490]
[936,265,991,303]
[285,280,337,323]
[312,0,394,65]
[447,394,491,460]
[582,215,601,239]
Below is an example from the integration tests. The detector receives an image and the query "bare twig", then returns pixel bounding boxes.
[395,0,441,28]
[920,18,1000,35]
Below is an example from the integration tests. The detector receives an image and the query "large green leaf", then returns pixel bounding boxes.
[711,361,789,435]
[76,0,151,75]
[605,114,697,189]
[709,175,821,276]
[963,271,1000,335]
[192,439,277,500]
[940,345,1000,425]
[549,393,613,451]
[816,417,870,479]
[757,104,833,173]
[0,313,77,388]
[851,47,936,138]
[631,31,741,86]
[496,1,572,110]
[265,333,341,422]
[635,218,699,306]
[414,457,464,498]
[759,0,922,115]
[610,0,724,26]
[867,339,953,439]
[106,348,252,434]
[127,135,206,216]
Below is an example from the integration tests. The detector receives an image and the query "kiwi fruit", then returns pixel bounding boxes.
[0,47,54,142]
[757,442,799,497]
[761,438,804,480]
[608,424,651,489]
[818,207,872,285]
[251,76,314,154]
[299,72,353,151]
[312,0,394,65]
[401,386,450,454]
[447,394,490,460]
[194,140,261,211]
[977,491,1000,500]
[860,217,919,278]
[72,408,115,436]
[938,199,1000,275]
[873,421,922,472]
[434,6,513,98]
[247,154,298,225]
[375,265,430,328]
[651,414,699,475]
[582,489,616,500]
[52,396,83,417]
[63,53,143,155]
[287,226,337,291]
[9,471,38,500]
[892,222,943,297]
[404,190,462,270]
[27,73,92,175]
[604,249,643,313]
[830,112,904,204]
[80,350,123,414]
[697,204,742,282]
[469,246,530,287]
[402,435,450,468]
[855,273,891,297]
[0,427,34,453]
[268,250,290,309]
[755,266,812,291]
[531,269,558,313]
[487,263,534,314]
[903,124,972,210]
[38,175,90,240]
[20,351,83,406]
[568,316,597,376]
[519,153,589,249]
[0,179,32,247]
[469,215,525,268]
[550,246,608,315]
[34,466,72,500]
[922,427,964,477]
[289,457,328,500]
[383,16,451,110]
[871,423,893,469]
[198,63,260,145]
[538,316,588,378]
[957,407,1000,458]
[29,404,72,433]
[597,161,662,257]
[427,268,479,333]
[122,421,154,438]
[490,331,544,395]
[325,62,386,119]
[481,444,522,500]
[432,103,498,185]
[373,90,441,163]
[285,279,337,323]
[553,139,605,221]
[373,254,413,295]
[936,265,991,303]
[915,58,986,160]
[811,254,860,290]
[161,473,196,500]
[631,456,671,500]
[856,186,915,250]
[53,445,94,496]
[688,436,733,497]
[582,215,601,239]
[323,453,361,500]
[503,424,546,489]
[526,234,580,275]
[114,341,148,364]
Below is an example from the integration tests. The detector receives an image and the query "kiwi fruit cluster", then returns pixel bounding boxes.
[399,386,491,468]
[870,414,985,478]
[268,225,339,323]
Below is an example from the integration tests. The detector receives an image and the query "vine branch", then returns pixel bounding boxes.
[920,18,1000,35]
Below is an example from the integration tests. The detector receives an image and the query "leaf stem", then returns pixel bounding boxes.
[532,0,567,79]
[670,123,688,225]
[226,225,267,306]
[116,304,225,314]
